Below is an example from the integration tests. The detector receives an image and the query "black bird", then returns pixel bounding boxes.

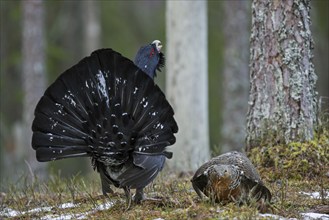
[32,40,178,208]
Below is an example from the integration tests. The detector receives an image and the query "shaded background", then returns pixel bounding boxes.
[0,0,328,186]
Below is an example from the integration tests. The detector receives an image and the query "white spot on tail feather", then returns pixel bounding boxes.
[155,123,164,129]
[63,90,76,107]
[51,121,58,129]
[96,70,109,105]
[133,87,138,94]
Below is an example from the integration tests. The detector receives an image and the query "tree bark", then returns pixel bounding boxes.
[22,0,47,179]
[220,0,250,153]
[166,1,210,171]
[246,0,318,150]
[82,0,101,54]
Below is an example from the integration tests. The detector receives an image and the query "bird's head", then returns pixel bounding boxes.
[134,40,165,79]
[207,164,236,182]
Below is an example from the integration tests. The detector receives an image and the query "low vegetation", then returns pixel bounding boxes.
[1,131,328,219]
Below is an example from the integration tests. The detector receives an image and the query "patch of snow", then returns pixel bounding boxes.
[58,203,76,209]
[63,201,114,219]
[0,206,54,218]
[300,191,329,199]
[1,201,115,219]
[40,214,74,220]
[76,213,89,219]
[40,212,91,220]
[28,206,52,213]
[259,213,297,220]
[0,207,20,217]
[95,201,115,211]
[300,212,329,220]
[0,202,74,218]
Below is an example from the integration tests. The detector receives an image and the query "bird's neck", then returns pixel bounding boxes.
[134,61,156,80]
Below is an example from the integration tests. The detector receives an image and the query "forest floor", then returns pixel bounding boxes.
[0,168,328,220]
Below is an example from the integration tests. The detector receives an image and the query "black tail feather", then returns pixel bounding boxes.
[35,146,90,162]
[32,131,85,148]
[32,113,88,142]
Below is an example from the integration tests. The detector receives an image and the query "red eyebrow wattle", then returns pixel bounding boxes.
[150,48,155,57]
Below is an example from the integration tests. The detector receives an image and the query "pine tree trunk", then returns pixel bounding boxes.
[246,0,318,150]
[166,1,210,171]
[22,0,47,179]
[220,0,250,153]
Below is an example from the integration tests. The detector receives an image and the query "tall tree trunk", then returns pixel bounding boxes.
[81,0,101,173]
[82,0,101,54]
[312,1,329,126]
[166,1,210,171]
[22,0,47,179]
[220,0,250,153]
[246,0,318,150]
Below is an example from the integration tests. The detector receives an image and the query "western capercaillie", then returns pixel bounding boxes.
[32,40,178,208]
[191,151,271,211]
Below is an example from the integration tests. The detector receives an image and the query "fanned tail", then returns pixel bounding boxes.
[32,48,178,165]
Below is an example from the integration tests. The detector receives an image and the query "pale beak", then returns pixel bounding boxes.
[152,40,162,52]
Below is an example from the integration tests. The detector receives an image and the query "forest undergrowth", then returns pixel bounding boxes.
[0,131,328,219]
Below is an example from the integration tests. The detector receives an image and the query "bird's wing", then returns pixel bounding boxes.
[191,170,209,199]
[240,176,272,202]
[116,154,166,189]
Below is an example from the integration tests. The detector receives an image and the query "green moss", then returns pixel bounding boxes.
[248,130,329,180]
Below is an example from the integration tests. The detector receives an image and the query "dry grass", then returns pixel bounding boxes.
[0,165,328,219]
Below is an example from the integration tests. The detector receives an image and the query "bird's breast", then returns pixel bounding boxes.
[206,173,242,203]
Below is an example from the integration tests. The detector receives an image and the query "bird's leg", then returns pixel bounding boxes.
[102,186,114,197]
[133,187,163,204]
[99,167,117,197]
[133,188,145,203]
[124,187,132,210]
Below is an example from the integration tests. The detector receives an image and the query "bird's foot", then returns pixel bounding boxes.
[140,196,164,205]
[133,189,164,205]
[138,196,163,203]
[140,195,181,207]
[132,191,146,204]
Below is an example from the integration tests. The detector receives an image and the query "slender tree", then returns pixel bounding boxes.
[246,0,318,150]
[220,0,250,153]
[82,0,101,54]
[22,0,47,179]
[166,1,210,171]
